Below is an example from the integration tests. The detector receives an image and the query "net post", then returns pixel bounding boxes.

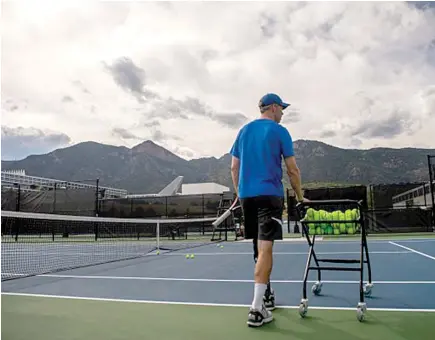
[15,183,21,212]
[95,178,100,217]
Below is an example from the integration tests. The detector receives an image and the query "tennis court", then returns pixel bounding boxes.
[2,227,435,340]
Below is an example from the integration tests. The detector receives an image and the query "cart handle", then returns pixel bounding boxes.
[296,199,364,207]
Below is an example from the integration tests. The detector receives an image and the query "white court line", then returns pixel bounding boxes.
[2,292,435,313]
[3,273,435,284]
[163,251,410,256]
[389,241,435,261]
[0,251,412,256]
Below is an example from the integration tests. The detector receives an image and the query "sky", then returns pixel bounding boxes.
[1,1,435,161]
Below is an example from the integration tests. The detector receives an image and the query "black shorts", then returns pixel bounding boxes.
[240,195,284,241]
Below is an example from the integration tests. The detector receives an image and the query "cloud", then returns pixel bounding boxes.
[352,109,415,139]
[105,57,159,103]
[112,127,138,140]
[1,126,71,160]
[2,1,435,160]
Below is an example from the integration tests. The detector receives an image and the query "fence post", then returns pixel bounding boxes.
[95,178,100,217]
[428,155,435,230]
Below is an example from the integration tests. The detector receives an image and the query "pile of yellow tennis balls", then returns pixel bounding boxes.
[301,208,360,235]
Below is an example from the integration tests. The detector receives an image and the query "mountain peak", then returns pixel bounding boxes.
[131,140,184,162]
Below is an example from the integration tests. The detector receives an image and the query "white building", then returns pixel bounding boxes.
[181,182,230,195]
[392,181,434,208]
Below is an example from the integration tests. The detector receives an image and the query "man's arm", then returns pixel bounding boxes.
[231,156,240,196]
[284,156,304,202]
[279,127,305,202]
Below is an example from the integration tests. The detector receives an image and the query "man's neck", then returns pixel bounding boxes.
[260,114,274,121]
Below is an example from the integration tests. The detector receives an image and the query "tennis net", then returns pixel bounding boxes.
[1,210,217,281]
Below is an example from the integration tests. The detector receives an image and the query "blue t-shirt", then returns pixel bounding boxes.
[230,119,295,199]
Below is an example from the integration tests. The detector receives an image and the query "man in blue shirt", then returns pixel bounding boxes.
[230,93,305,327]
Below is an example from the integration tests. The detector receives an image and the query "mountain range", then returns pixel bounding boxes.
[2,140,434,194]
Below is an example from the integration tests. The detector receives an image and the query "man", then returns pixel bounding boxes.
[230,93,306,327]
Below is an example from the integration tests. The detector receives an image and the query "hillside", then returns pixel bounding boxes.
[2,140,434,193]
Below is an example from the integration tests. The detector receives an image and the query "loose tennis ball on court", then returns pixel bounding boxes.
[220,245,224,248]
[190,254,195,259]
[156,251,160,255]
[186,254,190,259]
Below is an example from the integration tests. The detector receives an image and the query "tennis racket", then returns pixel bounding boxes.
[212,197,239,227]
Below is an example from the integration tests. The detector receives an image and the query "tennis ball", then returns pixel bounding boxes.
[331,210,340,229]
[305,208,315,220]
[156,251,160,255]
[186,254,190,259]
[190,254,195,259]
[319,210,328,229]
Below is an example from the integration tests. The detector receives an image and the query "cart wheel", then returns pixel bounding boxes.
[311,281,322,295]
[299,299,308,318]
[356,302,367,322]
[363,283,373,297]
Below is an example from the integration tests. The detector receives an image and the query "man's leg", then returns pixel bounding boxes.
[253,238,275,311]
[248,196,283,327]
[241,197,273,327]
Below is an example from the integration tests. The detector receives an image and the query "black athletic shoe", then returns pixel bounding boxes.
[263,289,276,311]
[247,304,273,327]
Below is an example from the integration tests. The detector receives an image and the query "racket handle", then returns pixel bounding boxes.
[212,209,231,227]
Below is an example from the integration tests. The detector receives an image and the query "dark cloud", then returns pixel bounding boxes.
[1,126,71,160]
[320,130,336,138]
[151,130,181,143]
[214,112,248,128]
[352,109,413,139]
[105,57,159,102]
[107,57,145,94]
[409,1,435,10]
[260,13,277,38]
[112,127,138,140]
[148,96,249,128]
[112,125,179,144]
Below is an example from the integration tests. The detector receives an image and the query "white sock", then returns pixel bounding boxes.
[251,283,267,310]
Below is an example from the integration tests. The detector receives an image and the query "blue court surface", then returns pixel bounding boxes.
[2,237,435,312]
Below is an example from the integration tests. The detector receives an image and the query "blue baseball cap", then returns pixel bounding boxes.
[258,93,290,109]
